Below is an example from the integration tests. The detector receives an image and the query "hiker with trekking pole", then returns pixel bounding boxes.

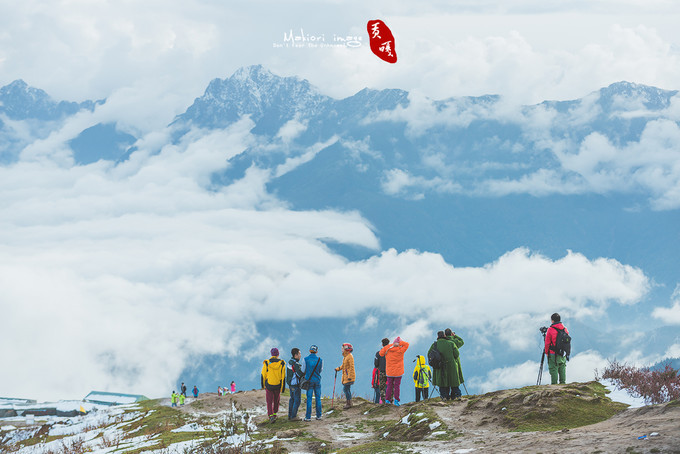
[334,343,356,409]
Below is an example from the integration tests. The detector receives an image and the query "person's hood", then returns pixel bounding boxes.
[416,355,426,367]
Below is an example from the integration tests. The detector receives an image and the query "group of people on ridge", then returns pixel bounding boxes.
[260,331,466,424]
[173,313,570,417]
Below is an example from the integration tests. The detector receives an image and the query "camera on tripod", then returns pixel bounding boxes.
[539,326,548,335]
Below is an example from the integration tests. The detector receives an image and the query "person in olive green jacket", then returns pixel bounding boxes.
[445,328,464,397]
[429,330,464,400]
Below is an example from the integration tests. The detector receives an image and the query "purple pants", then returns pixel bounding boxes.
[386,376,402,402]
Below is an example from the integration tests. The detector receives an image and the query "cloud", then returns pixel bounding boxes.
[652,285,680,325]
[381,168,463,198]
[0,107,652,401]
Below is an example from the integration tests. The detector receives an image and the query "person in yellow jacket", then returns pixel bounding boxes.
[335,343,356,409]
[170,391,178,407]
[412,355,432,402]
[261,348,286,423]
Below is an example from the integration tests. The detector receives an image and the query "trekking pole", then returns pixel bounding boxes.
[331,370,338,409]
[462,383,468,396]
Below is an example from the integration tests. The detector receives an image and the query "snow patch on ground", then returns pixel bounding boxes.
[602,379,648,408]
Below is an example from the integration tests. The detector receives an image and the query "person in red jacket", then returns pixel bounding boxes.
[379,336,409,406]
[544,313,569,384]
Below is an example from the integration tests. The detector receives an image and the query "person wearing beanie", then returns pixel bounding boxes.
[300,344,323,421]
[335,343,356,409]
[379,336,410,406]
[373,338,389,403]
[261,347,286,423]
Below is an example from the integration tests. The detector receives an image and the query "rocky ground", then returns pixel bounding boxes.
[2,382,679,453]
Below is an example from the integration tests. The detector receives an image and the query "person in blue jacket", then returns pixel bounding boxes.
[301,344,323,421]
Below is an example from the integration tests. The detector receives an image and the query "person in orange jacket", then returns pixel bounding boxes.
[379,336,409,406]
[335,343,356,408]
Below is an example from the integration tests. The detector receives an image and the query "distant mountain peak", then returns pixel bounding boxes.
[0,79,98,121]
[176,66,330,130]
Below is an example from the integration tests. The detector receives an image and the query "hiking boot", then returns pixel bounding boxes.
[288,417,301,422]
[343,399,352,409]
[269,415,277,423]
[394,399,400,406]
[385,400,391,405]
[303,418,311,421]
[316,416,322,420]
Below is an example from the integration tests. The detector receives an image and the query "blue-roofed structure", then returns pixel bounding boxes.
[83,391,149,406]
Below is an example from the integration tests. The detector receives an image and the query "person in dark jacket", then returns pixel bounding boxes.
[287,348,303,421]
[544,313,569,384]
[429,330,463,400]
[374,338,389,403]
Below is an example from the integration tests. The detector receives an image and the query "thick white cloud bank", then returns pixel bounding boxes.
[0,114,652,401]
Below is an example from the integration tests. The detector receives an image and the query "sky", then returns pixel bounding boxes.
[1,0,680,401]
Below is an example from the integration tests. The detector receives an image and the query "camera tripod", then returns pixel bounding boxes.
[536,328,547,385]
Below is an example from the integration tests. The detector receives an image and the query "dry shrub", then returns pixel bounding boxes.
[598,360,680,405]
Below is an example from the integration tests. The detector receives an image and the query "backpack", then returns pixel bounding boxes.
[553,327,572,361]
[286,359,302,386]
[428,342,443,369]
[263,358,286,390]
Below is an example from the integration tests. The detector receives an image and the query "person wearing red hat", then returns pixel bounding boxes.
[335,343,356,409]
[261,347,286,423]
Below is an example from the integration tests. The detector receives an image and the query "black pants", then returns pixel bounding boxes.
[415,387,429,402]
[439,386,450,400]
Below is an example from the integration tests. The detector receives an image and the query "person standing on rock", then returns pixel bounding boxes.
[545,313,569,384]
[413,355,432,402]
[374,338,389,403]
[261,348,286,423]
[170,391,178,407]
[335,343,356,409]
[379,336,410,406]
[192,386,199,398]
[287,347,304,421]
[301,344,323,421]
[430,330,463,400]
[445,328,465,398]
[230,381,236,393]
[180,382,187,397]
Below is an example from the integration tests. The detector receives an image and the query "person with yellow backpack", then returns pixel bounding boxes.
[412,355,432,402]
[261,348,286,423]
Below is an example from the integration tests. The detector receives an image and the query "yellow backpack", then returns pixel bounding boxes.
[262,358,286,390]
